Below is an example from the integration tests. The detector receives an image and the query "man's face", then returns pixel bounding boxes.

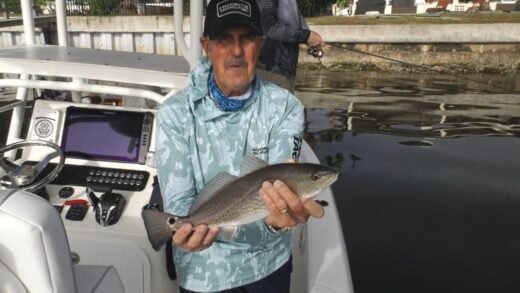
[201,25,264,96]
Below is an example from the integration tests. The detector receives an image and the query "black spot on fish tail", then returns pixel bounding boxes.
[141,209,177,251]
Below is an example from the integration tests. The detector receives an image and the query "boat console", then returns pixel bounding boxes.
[18,99,175,293]
[30,104,153,192]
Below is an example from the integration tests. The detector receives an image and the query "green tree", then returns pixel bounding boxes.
[6,0,21,14]
[297,0,313,16]
[298,0,336,16]
[91,0,120,15]
[336,0,351,8]
[3,0,48,15]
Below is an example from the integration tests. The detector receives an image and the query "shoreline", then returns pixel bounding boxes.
[298,61,520,75]
[298,42,520,74]
[298,23,520,74]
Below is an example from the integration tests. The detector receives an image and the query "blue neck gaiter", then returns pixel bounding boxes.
[208,69,256,112]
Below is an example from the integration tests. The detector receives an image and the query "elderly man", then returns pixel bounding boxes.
[155,0,321,292]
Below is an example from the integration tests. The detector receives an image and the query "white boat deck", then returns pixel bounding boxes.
[0,45,190,89]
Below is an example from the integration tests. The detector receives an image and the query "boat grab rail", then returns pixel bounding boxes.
[0,79,167,104]
[0,100,24,114]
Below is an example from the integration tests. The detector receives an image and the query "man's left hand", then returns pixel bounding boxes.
[260,180,324,230]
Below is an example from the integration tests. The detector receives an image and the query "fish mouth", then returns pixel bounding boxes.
[302,190,322,199]
[329,173,339,185]
[301,174,338,199]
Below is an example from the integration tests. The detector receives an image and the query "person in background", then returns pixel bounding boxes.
[155,0,324,292]
[256,0,325,92]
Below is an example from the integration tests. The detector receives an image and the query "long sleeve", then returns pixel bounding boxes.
[268,91,305,162]
[155,96,196,216]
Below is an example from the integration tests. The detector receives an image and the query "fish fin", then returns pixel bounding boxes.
[219,225,238,241]
[240,155,268,176]
[189,172,238,214]
[141,209,176,251]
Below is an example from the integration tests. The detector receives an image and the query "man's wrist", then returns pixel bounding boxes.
[299,29,311,43]
[264,220,282,234]
[264,220,291,235]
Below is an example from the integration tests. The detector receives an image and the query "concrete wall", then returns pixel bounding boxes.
[0,27,46,47]
[66,16,189,56]
[302,24,520,73]
[0,16,190,56]
[299,43,520,73]
[1,17,520,73]
[310,24,520,43]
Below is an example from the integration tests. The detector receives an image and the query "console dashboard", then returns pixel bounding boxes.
[21,99,167,293]
[23,99,160,224]
[25,99,157,192]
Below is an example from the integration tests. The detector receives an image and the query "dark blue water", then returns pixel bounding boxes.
[296,70,520,293]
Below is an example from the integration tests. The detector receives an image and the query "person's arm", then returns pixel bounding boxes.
[307,31,325,48]
[156,105,196,216]
[259,93,324,230]
[156,102,219,252]
[266,91,304,163]
[296,8,325,48]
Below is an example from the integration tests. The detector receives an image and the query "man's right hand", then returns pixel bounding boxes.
[307,31,325,49]
[173,223,219,252]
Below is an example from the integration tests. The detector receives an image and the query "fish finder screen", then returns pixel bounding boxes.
[61,107,144,163]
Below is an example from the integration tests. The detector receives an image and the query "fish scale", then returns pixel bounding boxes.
[180,175,269,226]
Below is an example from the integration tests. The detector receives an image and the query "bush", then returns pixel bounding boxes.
[90,0,120,15]
[336,0,352,8]
[298,0,313,16]
[5,0,21,14]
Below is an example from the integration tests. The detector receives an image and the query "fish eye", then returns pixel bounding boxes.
[312,173,320,181]
[168,218,175,225]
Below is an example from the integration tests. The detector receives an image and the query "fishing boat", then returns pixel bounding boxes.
[0,1,353,292]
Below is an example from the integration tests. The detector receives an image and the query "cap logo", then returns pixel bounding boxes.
[217,0,251,18]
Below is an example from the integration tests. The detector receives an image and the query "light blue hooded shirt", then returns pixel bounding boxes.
[155,56,304,292]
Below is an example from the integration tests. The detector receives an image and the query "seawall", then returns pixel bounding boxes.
[2,17,519,73]
[300,24,520,73]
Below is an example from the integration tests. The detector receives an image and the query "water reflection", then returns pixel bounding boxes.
[297,71,520,154]
[296,70,520,293]
[297,70,520,95]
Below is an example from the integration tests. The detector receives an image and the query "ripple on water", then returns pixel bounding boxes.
[298,70,520,293]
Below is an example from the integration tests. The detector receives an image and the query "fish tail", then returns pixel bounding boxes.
[141,209,177,251]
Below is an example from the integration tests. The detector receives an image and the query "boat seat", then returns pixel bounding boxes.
[0,189,125,293]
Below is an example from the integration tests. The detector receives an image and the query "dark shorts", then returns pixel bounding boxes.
[179,257,293,293]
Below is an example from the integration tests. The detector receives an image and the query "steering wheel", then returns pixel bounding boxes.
[0,140,65,192]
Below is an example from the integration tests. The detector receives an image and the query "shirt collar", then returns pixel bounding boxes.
[189,56,259,121]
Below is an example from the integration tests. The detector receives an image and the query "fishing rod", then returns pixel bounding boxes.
[308,43,520,94]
